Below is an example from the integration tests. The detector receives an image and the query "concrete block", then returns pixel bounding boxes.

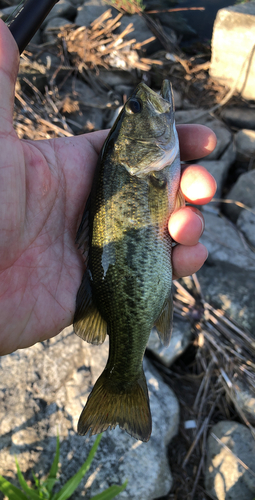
[210,1,255,100]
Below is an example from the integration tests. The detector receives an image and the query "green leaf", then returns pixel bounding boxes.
[45,435,60,494]
[91,480,128,500]
[41,478,56,495]
[52,434,102,500]
[15,458,42,500]
[0,475,28,500]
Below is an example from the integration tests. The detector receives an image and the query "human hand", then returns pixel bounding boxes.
[0,20,216,355]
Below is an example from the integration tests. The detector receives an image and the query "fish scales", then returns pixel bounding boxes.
[74,80,182,442]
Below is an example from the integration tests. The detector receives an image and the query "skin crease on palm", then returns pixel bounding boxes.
[0,20,217,356]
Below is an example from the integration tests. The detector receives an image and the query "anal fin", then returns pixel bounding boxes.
[73,270,107,345]
[154,288,173,347]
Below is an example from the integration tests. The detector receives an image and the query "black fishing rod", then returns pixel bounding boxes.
[8,0,60,54]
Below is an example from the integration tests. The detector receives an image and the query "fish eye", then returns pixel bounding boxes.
[126,98,142,114]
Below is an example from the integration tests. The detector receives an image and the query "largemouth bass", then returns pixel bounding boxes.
[73,80,182,442]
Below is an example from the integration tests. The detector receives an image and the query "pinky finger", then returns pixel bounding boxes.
[172,243,208,280]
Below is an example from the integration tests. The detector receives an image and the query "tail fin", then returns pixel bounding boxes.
[78,369,152,442]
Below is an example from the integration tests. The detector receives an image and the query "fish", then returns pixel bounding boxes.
[73,79,183,442]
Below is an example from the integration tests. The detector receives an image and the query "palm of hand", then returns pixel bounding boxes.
[0,128,100,353]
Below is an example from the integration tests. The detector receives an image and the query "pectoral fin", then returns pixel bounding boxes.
[154,288,173,347]
[174,187,185,211]
[73,270,107,345]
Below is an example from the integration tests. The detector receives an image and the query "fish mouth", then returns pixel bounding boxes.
[160,80,173,107]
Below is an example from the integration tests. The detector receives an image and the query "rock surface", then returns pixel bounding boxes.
[75,0,110,27]
[237,209,255,247]
[43,17,73,44]
[41,0,77,27]
[223,169,255,221]
[146,318,192,367]
[58,78,105,133]
[0,328,179,500]
[119,14,154,45]
[205,421,255,500]
[196,261,255,333]
[198,159,233,201]
[175,109,232,160]
[200,210,255,271]
[221,107,255,130]
[235,129,255,160]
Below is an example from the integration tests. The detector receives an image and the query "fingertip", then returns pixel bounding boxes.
[180,165,217,204]
[172,242,208,280]
[169,206,204,245]
[177,124,217,161]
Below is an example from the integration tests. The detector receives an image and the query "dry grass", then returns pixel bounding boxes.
[57,9,161,72]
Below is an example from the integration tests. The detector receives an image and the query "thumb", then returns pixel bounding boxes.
[0,19,19,133]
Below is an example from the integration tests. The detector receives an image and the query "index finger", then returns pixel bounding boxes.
[177,124,217,161]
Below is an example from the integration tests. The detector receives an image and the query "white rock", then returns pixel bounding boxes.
[210,1,255,100]
[205,421,255,499]
[146,318,192,367]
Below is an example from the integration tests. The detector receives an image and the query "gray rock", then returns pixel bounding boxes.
[237,209,255,247]
[37,51,62,73]
[175,109,232,160]
[75,0,109,27]
[235,129,255,161]
[43,17,73,44]
[172,88,182,110]
[157,12,197,37]
[94,68,137,88]
[200,210,255,271]
[146,318,192,367]
[232,379,255,424]
[28,29,42,46]
[196,261,255,333]
[41,0,77,27]
[113,84,134,98]
[221,140,237,165]
[205,421,255,500]
[119,14,154,45]
[221,107,255,130]
[18,59,47,94]
[197,159,233,201]
[70,0,83,5]
[59,78,104,132]
[0,328,179,500]
[0,6,16,20]
[223,169,255,221]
